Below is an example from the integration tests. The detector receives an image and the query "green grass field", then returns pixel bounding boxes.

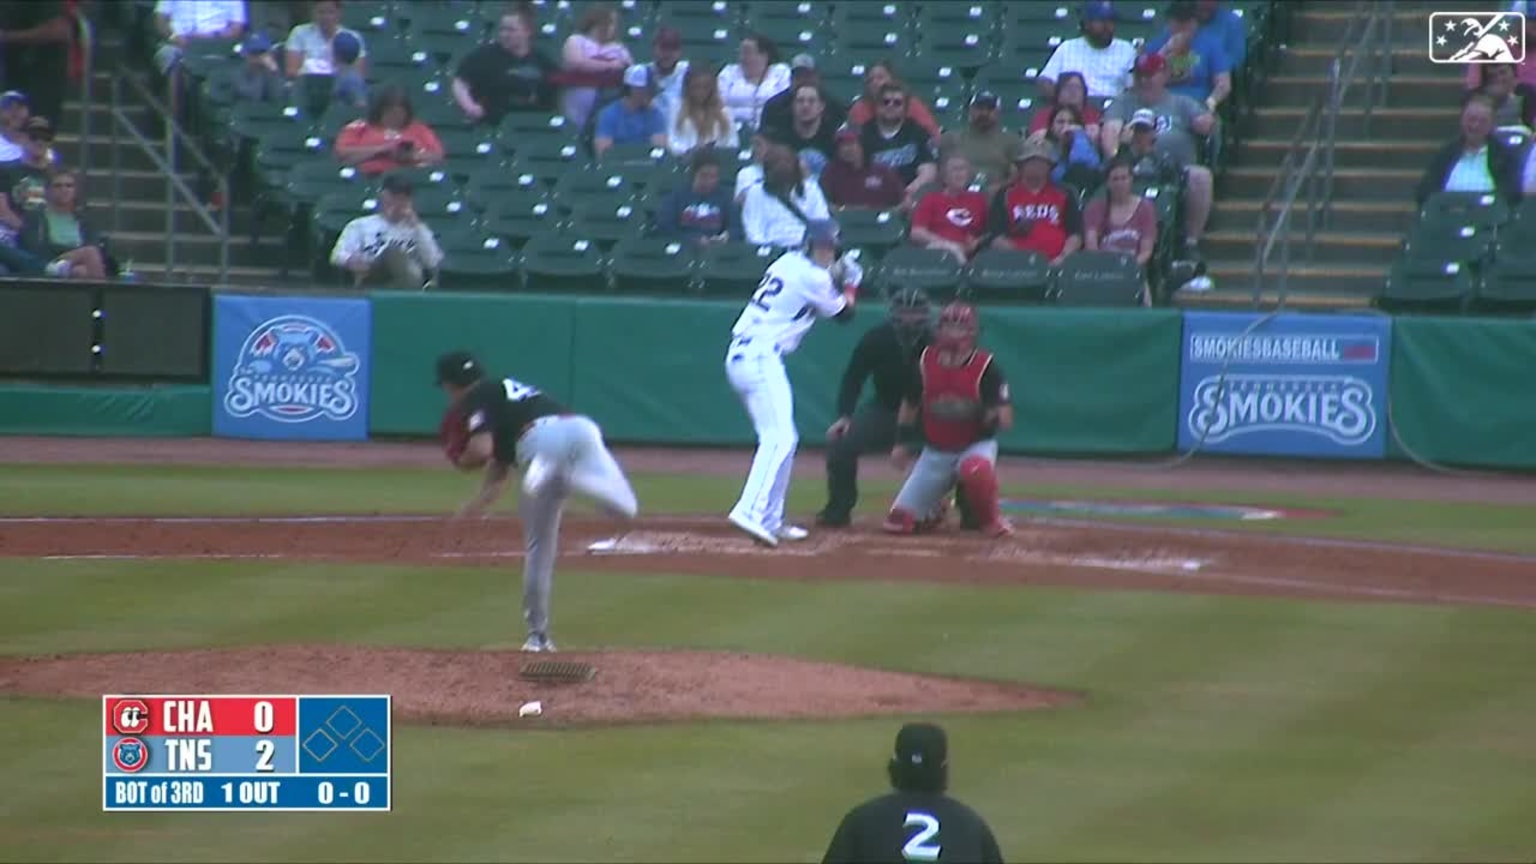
[3,464,1535,863]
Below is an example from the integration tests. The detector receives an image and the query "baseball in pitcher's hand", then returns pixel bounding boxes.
[827,416,851,440]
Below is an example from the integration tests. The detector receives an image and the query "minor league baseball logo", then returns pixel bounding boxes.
[113,737,150,773]
[1428,11,1526,64]
[112,699,151,735]
[224,315,361,424]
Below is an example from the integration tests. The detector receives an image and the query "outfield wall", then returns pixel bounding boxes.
[1,281,1532,468]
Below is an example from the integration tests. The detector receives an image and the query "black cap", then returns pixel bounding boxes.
[381,172,415,196]
[893,723,947,771]
[970,90,1000,109]
[435,351,483,386]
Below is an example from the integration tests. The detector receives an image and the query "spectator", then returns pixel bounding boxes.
[1027,71,1102,140]
[940,91,1023,195]
[284,0,369,79]
[1145,0,1232,111]
[1034,104,1103,190]
[593,64,667,155]
[858,83,939,206]
[1037,0,1137,102]
[21,169,109,281]
[734,129,771,205]
[717,33,791,131]
[1474,63,1536,131]
[1418,93,1522,207]
[234,31,285,102]
[741,142,831,247]
[153,0,247,74]
[644,26,689,128]
[1101,54,1216,257]
[0,117,54,275]
[452,4,557,125]
[986,140,1083,265]
[820,126,906,210]
[559,2,632,129]
[667,63,738,156]
[328,30,369,108]
[655,148,739,245]
[1084,157,1157,305]
[0,1,76,126]
[909,154,989,263]
[761,53,847,135]
[1195,0,1247,70]
[1122,108,1184,186]
[330,173,445,288]
[1464,12,1536,91]
[0,91,31,163]
[845,60,941,137]
[771,83,838,176]
[334,84,446,174]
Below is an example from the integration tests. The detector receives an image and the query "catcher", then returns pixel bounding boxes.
[436,350,639,653]
[883,302,1015,538]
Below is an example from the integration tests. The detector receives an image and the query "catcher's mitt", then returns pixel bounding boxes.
[439,404,470,464]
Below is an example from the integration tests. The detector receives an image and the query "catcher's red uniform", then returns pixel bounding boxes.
[918,346,999,451]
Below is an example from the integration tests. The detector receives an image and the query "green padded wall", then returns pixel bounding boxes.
[0,384,213,436]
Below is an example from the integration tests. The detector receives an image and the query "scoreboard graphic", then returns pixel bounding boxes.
[102,694,391,812]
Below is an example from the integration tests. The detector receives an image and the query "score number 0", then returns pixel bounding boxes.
[252,700,276,772]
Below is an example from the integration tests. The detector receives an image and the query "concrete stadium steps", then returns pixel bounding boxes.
[1275,46,1448,78]
[1260,74,1464,107]
[1223,167,1426,201]
[1207,200,1419,236]
[1196,264,1389,307]
[1203,229,1403,267]
[1247,107,1450,140]
[1289,7,1448,46]
[1239,139,1441,170]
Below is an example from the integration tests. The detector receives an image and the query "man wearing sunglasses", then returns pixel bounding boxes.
[858,83,938,210]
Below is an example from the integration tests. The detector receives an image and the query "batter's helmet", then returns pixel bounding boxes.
[935,301,979,353]
[803,218,841,252]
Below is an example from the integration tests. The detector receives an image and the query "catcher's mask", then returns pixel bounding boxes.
[887,284,933,349]
[935,302,979,354]
[435,350,483,387]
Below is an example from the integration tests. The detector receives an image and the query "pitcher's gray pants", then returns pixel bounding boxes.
[514,415,638,636]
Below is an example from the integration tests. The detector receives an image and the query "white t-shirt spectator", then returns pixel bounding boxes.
[735,163,764,203]
[330,214,445,270]
[650,59,689,129]
[718,63,792,130]
[285,22,368,75]
[1039,37,1138,99]
[157,0,247,37]
[668,114,740,156]
[741,180,831,247]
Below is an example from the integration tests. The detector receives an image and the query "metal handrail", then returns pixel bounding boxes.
[1253,0,1396,306]
[107,67,231,283]
[76,11,95,178]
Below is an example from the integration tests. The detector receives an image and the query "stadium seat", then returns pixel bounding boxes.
[506,143,589,188]
[1418,191,1511,231]
[753,0,829,22]
[1051,251,1146,307]
[874,246,965,302]
[435,129,503,179]
[749,17,828,54]
[915,23,997,71]
[597,142,674,174]
[654,0,738,24]
[499,111,578,144]
[553,170,644,207]
[566,196,647,248]
[287,161,365,209]
[964,248,1052,304]
[1400,220,1494,268]
[608,235,698,294]
[829,2,907,29]
[484,190,562,248]
[835,209,907,258]
[916,2,1000,28]
[518,231,609,293]
[1473,255,1536,315]
[311,189,380,249]
[696,241,775,296]
[1377,259,1476,314]
[463,164,543,211]
[434,229,520,291]
[363,36,438,78]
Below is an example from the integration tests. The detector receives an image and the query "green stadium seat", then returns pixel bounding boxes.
[288,161,365,209]
[363,36,438,78]
[1400,221,1494,267]
[916,3,999,28]
[434,229,520,291]
[553,170,644,208]
[608,235,698,294]
[484,190,562,248]
[915,23,997,70]
[435,129,503,179]
[311,188,378,248]
[964,248,1052,304]
[463,163,541,209]
[1473,254,1536,314]
[874,246,965,302]
[749,17,828,54]
[518,231,609,292]
[1051,251,1147,307]
[835,208,907,258]
[566,196,646,248]
[1378,259,1476,314]
[830,2,907,29]
[1418,191,1511,231]
[654,0,738,23]
[507,144,589,188]
[696,241,775,296]
[340,0,394,33]
[405,4,486,38]
[1006,3,1072,24]
[754,0,828,21]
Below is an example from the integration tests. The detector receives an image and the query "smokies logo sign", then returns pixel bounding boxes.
[1187,374,1377,446]
[223,315,361,424]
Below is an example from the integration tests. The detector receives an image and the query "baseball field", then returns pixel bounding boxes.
[2,437,1534,863]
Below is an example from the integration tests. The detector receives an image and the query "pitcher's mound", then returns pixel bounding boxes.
[0,646,1076,726]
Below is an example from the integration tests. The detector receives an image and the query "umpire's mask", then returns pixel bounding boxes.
[888,285,933,351]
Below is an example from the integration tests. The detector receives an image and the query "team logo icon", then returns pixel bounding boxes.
[1429,11,1525,64]
[111,699,151,735]
[223,315,361,424]
[112,737,150,773]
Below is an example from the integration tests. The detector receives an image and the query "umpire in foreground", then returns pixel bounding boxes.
[822,722,1004,863]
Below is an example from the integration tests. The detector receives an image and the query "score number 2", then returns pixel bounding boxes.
[253,700,275,772]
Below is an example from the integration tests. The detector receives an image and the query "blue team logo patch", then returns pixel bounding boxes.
[223,315,361,423]
[113,737,149,773]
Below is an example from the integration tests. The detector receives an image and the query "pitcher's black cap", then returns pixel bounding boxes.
[894,723,947,769]
[435,351,483,386]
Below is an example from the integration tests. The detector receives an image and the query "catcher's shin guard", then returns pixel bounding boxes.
[882,507,918,534]
[956,456,1007,534]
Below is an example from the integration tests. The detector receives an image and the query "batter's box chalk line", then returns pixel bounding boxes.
[584,532,822,557]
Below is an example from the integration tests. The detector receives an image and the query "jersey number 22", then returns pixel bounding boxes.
[902,812,942,862]
[749,275,784,311]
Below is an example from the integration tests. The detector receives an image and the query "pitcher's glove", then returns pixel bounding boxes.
[439,404,470,465]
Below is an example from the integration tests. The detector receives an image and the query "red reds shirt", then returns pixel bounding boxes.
[911,189,990,245]
[907,347,1009,451]
[988,181,1082,259]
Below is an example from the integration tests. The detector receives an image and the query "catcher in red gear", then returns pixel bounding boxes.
[884,301,1014,537]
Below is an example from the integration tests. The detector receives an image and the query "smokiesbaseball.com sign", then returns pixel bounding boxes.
[1177,313,1392,459]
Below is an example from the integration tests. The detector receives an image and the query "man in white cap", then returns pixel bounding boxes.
[593,63,668,155]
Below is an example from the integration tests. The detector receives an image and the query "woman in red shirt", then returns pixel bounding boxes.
[1027,71,1102,141]
[333,84,446,175]
[909,154,989,262]
[1083,157,1157,305]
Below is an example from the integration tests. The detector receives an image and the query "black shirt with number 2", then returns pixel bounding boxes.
[457,375,567,465]
[822,790,1004,864]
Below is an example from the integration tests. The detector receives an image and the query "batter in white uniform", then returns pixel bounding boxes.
[725,219,862,547]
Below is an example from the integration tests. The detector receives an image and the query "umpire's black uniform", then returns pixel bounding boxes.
[822,723,1004,864]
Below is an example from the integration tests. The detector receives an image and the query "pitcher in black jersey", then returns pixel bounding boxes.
[822,723,1004,864]
[436,350,639,653]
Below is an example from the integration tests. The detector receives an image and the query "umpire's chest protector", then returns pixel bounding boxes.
[920,348,994,450]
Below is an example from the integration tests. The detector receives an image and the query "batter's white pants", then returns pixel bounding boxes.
[725,344,798,533]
